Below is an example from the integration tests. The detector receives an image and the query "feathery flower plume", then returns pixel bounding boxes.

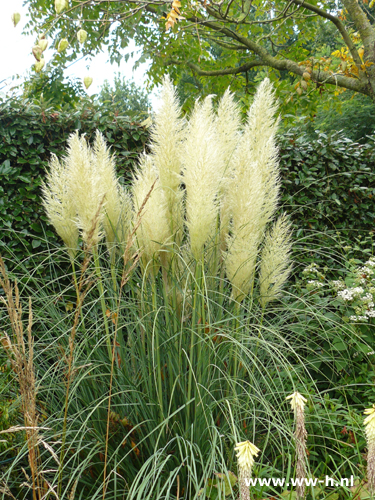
[92,130,122,251]
[66,132,104,246]
[132,155,171,277]
[225,79,280,301]
[41,154,78,259]
[286,392,308,500]
[215,89,241,177]
[259,214,292,308]
[244,78,280,229]
[215,89,241,252]
[150,76,184,239]
[234,440,260,500]
[364,404,375,495]
[225,157,263,300]
[182,96,223,259]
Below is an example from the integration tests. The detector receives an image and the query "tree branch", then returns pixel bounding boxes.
[181,14,368,94]
[165,58,264,76]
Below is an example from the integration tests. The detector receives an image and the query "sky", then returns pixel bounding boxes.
[1,0,157,106]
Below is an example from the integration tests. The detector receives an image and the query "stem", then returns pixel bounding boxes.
[93,247,111,358]
[232,301,241,380]
[252,308,265,376]
[186,260,201,425]
[152,277,164,422]
[110,250,118,294]
[71,258,86,335]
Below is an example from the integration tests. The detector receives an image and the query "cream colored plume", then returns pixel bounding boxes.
[224,79,281,301]
[215,89,241,178]
[150,76,184,229]
[225,158,263,300]
[41,155,78,259]
[215,89,241,251]
[244,78,280,228]
[132,155,171,277]
[259,214,292,307]
[92,131,122,249]
[66,132,104,246]
[182,96,223,259]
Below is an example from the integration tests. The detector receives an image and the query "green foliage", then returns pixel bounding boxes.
[0,236,368,500]
[21,0,375,109]
[313,92,375,143]
[96,74,150,116]
[295,255,375,405]
[278,130,375,270]
[21,64,86,108]
[0,98,149,274]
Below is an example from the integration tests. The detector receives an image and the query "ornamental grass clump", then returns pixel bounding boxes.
[31,76,300,499]
[0,257,42,499]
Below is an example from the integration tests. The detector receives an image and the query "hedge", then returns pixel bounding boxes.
[1,100,374,273]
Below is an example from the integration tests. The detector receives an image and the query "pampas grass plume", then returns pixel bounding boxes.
[41,154,78,259]
[66,132,104,246]
[259,214,292,308]
[244,78,280,228]
[183,96,223,259]
[132,155,171,276]
[150,76,184,203]
[92,130,122,247]
[224,78,280,300]
[215,89,241,251]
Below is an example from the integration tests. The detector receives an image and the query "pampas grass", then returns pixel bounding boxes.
[132,154,171,277]
[224,78,282,301]
[8,77,314,500]
[41,154,78,259]
[149,76,184,239]
[259,214,292,308]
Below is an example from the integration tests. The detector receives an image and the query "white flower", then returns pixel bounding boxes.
[302,263,318,274]
[350,315,368,322]
[307,280,323,288]
[352,286,364,297]
[361,293,374,303]
[330,280,345,290]
[338,289,353,301]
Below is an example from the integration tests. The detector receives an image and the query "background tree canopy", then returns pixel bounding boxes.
[95,74,150,115]
[20,1,375,104]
